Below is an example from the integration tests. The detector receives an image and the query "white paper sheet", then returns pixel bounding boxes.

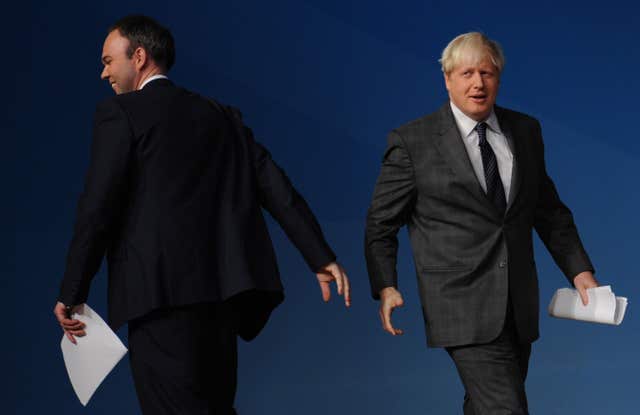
[60,304,128,406]
[548,285,628,325]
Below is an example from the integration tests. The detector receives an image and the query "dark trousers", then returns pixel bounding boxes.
[128,302,238,415]
[446,305,532,415]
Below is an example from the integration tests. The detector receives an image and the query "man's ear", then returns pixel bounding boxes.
[133,47,147,70]
[443,72,451,93]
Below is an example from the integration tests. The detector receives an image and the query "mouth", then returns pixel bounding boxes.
[469,94,487,103]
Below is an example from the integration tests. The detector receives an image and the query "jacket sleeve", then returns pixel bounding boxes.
[229,112,335,273]
[532,120,594,284]
[58,98,133,306]
[365,131,417,299]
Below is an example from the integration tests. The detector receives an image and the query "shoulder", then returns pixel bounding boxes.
[387,106,445,154]
[106,85,230,121]
[393,109,440,139]
[495,105,540,129]
[93,95,128,122]
[165,88,240,121]
[93,90,143,124]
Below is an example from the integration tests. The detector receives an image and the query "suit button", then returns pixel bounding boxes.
[499,261,507,268]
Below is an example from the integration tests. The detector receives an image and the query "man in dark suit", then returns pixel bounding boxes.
[53,15,350,414]
[365,32,598,414]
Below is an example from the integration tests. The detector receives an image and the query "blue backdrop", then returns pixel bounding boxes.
[12,0,638,413]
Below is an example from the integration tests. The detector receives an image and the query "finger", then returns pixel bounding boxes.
[381,305,396,336]
[62,323,86,332]
[61,321,85,331]
[65,331,77,345]
[379,305,389,332]
[578,287,589,306]
[343,273,351,307]
[61,319,84,327]
[333,268,343,296]
[319,281,331,302]
[68,329,86,337]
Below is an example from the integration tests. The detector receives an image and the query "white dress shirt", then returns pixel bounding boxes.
[138,74,169,90]
[449,101,513,201]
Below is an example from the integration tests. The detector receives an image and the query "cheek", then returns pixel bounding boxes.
[109,65,121,79]
[449,81,462,94]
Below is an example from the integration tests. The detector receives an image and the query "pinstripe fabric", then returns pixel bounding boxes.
[476,122,507,214]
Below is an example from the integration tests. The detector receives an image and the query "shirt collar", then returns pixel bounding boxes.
[138,74,169,90]
[449,100,502,138]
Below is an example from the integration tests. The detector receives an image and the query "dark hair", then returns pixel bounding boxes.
[109,15,175,71]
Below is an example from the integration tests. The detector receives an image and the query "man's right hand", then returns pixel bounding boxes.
[53,302,86,344]
[379,287,404,336]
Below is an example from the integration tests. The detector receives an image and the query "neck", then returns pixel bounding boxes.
[134,67,165,90]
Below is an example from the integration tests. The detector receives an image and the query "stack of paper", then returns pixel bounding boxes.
[60,304,128,406]
[548,285,628,325]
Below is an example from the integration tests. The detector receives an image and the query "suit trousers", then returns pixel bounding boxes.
[128,302,238,415]
[445,302,532,415]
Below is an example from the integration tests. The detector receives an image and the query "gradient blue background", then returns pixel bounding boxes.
[12,0,638,413]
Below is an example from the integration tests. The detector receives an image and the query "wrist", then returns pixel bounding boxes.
[380,286,399,298]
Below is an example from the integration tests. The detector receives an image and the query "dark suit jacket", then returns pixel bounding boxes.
[365,102,594,347]
[59,79,335,340]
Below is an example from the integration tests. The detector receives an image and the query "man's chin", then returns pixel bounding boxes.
[111,84,133,95]
[465,105,492,121]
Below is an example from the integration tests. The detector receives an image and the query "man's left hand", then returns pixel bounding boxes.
[316,262,351,307]
[573,271,599,305]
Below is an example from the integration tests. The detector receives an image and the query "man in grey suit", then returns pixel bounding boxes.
[365,32,599,414]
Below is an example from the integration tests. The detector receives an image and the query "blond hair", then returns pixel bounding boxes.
[439,32,505,74]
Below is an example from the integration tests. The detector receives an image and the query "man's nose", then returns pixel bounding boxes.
[100,66,108,80]
[471,72,484,88]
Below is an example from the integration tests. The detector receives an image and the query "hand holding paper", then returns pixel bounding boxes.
[54,301,86,344]
[548,285,628,325]
[572,271,599,305]
[60,304,128,406]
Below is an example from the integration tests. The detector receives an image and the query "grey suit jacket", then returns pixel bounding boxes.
[365,102,594,347]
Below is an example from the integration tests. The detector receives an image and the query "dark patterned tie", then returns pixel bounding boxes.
[476,122,506,214]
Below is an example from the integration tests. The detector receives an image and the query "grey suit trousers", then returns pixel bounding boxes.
[446,302,531,415]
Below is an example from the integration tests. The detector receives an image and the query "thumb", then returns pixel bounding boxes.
[319,281,331,302]
[577,286,589,306]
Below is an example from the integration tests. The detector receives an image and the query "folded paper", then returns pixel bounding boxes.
[548,285,627,325]
[60,304,128,406]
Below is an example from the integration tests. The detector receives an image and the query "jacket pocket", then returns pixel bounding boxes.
[422,264,469,272]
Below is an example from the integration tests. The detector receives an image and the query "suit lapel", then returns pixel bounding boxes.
[433,103,499,216]
[495,106,522,212]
